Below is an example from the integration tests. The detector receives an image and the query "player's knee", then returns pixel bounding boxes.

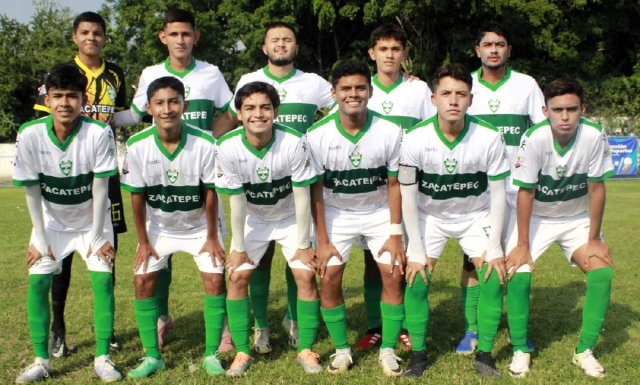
[293,272,318,299]
[228,270,251,288]
[202,272,225,296]
[29,274,52,294]
[587,266,614,285]
[134,274,157,299]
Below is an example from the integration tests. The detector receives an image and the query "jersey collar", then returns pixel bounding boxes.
[164,57,196,78]
[153,122,188,161]
[335,110,373,144]
[263,66,297,83]
[241,126,277,160]
[474,66,512,92]
[74,56,105,78]
[553,123,579,157]
[46,115,84,152]
[433,114,471,151]
[372,73,403,94]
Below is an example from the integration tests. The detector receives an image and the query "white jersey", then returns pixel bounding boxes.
[229,67,334,134]
[13,115,118,231]
[120,123,216,238]
[132,58,233,131]
[214,124,317,222]
[400,115,510,222]
[307,111,402,215]
[512,118,614,221]
[369,74,435,131]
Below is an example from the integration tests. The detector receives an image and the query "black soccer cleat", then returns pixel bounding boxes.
[404,350,428,378]
[475,351,501,378]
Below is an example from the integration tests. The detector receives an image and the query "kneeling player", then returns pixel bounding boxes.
[215,82,320,376]
[120,77,227,378]
[400,63,509,378]
[505,78,614,378]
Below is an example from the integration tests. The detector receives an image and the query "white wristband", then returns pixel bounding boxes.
[390,223,403,235]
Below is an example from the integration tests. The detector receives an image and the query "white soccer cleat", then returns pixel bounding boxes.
[15,358,50,384]
[508,350,531,378]
[379,347,402,377]
[326,348,353,375]
[94,355,122,382]
[252,327,273,354]
[282,316,299,348]
[572,349,606,378]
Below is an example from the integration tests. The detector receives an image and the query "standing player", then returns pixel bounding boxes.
[456,22,546,354]
[356,23,436,352]
[114,8,233,349]
[120,77,227,378]
[33,11,127,355]
[14,64,121,383]
[400,63,510,378]
[307,60,406,377]
[215,82,320,376]
[505,79,614,378]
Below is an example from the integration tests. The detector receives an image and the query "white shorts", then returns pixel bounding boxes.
[135,232,225,275]
[29,225,114,275]
[409,212,491,259]
[505,215,596,273]
[231,216,310,272]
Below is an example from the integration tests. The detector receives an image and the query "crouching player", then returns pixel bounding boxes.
[399,63,510,378]
[120,77,227,378]
[215,82,320,376]
[505,78,614,378]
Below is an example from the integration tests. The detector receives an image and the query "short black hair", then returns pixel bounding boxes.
[45,63,87,93]
[543,78,584,105]
[163,8,195,29]
[73,11,106,34]
[264,21,297,42]
[331,60,372,88]
[369,24,407,49]
[476,22,510,46]
[234,82,280,111]
[147,76,185,101]
[431,63,473,92]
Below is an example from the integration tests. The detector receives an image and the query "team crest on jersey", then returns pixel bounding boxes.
[167,169,179,184]
[59,160,72,176]
[257,167,270,181]
[556,165,567,178]
[444,158,458,174]
[489,99,500,113]
[278,88,287,102]
[107,87,117,101]
[184,85,191,99]
[349,153,362,168]
[382,101,393,114]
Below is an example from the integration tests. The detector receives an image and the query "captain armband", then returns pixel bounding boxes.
[398,164,418,185]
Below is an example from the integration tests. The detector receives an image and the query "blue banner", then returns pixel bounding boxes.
[608,137,638,176]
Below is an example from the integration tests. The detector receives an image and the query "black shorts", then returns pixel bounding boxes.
[109,173,127,234]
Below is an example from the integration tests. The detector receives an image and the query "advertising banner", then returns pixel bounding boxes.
[608,137,638,176]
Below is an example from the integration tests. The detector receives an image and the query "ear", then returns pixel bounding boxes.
[475,45,481,58]
[581,104,587,114]
[194,30,201,45]
[430,92,436,106]
[262,44,268,56]
[469,93,473,107]
[331,87,337,101]
[183,100,190,112]
[72,32,78,46]
[368,47,375,61]
[159,30,167,45]
[507,45,513,59]
[273,107,279,121]
[44,94,51,108]
[82,92,88,106]
[145,102,152,116]
[542,105,549,118]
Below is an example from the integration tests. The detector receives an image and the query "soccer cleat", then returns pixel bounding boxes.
[355,328,382,350]
[157,315,174,348]
[219,319,235,353]
[15,358,50,384]
[326,348,353,375]
[507,333,536,352]
[127,357,165,379]
[404,350,428,378]
[398,329,412,351]
[50,329,70,358]
[508,351,531,378]
[296,349,323,374]
[455,331,478,355]
[202,352,224,376]
[252,327,273,354]
[225,352,254,377]
[475,351,501,378]
[282,316,299,348]
[379,347,402,378]
[109,331,120,352]
[572,349,606,378]
[94,355,122,382]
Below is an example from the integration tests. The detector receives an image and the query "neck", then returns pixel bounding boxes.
[376,71,401,88]
[246,130,272,151]
[481,65,507,84]
[339,110,368,134]
[169,55,193,72]
[157,123,182,144]
[77,52,102,72]
[53,117,81,143]
[267,62,294,78]
[552,130,575,148]
[437,114,466,137]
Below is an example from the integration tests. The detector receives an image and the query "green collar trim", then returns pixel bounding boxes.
[46,115,83,151]
[434,114,471,150]
[553,126,578,157]
[335,111,373,144]
[154,122,188,161]
[164,57,196,78]
[241,128,276,159]
[475,66,512,92]
[262,66,297,83]
[373,74,403,94]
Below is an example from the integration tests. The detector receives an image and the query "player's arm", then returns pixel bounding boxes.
[114,108,143,127]
[24,185,54,267]
[114,71,149,127]
[200,186,226,266]
[130,191,159,273]
[212,110,239,139]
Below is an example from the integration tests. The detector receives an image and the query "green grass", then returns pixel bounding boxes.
[1,181,639,384]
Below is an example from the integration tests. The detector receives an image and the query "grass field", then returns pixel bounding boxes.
[1,181,639,384]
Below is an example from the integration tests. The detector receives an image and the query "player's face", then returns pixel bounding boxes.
[238,93,277,136]
[475,32,512,70]
[145,87,188,131]
[368,38,406,76]
[543,93,585,140]
[332,74,372,119]
[159,22,200,61]
[45,88,85,127]
[72,22,106,57]
[431,76,472,125]
[262,27,298,66]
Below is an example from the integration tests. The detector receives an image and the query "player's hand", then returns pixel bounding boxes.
[291,247,317,272]
[200,237,226,268]
[134,242,159,274]
[506,245,535,280]
[406,261,429,287]
[315,241,342,279]
[26,244,54,268]
[482,256,507,284]
[88,241,116,269]
[225,250,253,275]
[379,235,405,275]
[402,72,421,82]
[584,239,614,269]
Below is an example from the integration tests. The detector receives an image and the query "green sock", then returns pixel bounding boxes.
[577,267,613,353]
[364,276,383,330]
[227,297,251,354]
[507,273,532,353]
[90,272,114,356]
[381,302,405,349]
[297,298,320,352]
[249,269,270,328]
[204,294,226,356]
[477,265,503,353]
[321,303,349,349]
[461,284,480,333]
[156,265,172,317]
[28,274,52,359]
[285,266,298,321]
[134,297,160,359]
[404,273,430,352]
